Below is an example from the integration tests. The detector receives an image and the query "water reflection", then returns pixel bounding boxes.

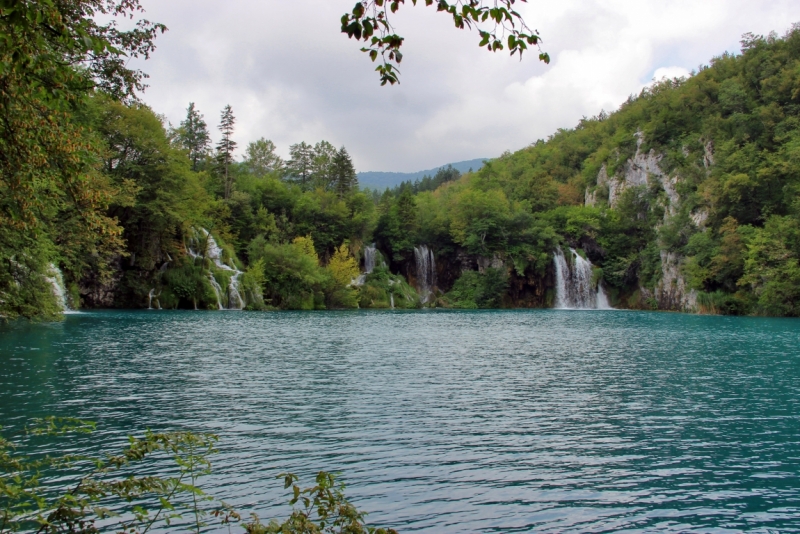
[1,310,799,532]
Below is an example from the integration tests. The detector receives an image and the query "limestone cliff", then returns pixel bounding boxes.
[587,132,700,312]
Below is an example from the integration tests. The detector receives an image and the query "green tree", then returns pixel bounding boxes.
[0,0,165,319]
[332,146,358,198]
[740,215,800,316]
[287,142,315,191]
[311,140,338,190]
[216,104,237,199]
[179,102,211,171]
[245,138,283,177]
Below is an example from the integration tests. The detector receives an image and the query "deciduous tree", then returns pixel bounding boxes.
[245,138,282,177]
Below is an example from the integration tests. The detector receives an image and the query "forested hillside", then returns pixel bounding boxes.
[4,24,800,319]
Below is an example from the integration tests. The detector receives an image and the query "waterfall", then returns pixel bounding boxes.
[553,247,613,310]
[46,264,71,312]
[147,288,162,310]
[228,272,245,310]
[188,228,246,310]
[414,245,436,303]
[351,244,379,287]
[390,293,395,309]
[364,244,377,274]
[596,285,612,310]
[207,273,225,310]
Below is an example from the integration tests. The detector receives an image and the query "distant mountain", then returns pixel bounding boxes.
[357,158,490,190]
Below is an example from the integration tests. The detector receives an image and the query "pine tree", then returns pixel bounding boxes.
[331,147,357,198]
[286,142,314,191]
[179,102,210,171]
[396,183,417,233]
[216,105,237,199]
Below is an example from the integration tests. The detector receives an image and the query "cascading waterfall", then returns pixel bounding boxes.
[227,272,245,310]
[414,245,437,303]
[187,228,246,310]
[352,244,379,287]
[364,244,377,274]
[207,274,225,310]
[553,247,612,310]
[46,264,71,312]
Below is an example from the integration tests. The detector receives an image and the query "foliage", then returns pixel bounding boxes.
[286,142,315,191]
[740,215,800,316]
[1,419,396,534]
[386,165,462,197]
[443,268,508,308]
[327,244,360,309]
[328,244,360,288]
[177,103,211,172]
[248,236,329,310]
[161,259,215,310]
[358,266,420,309]
[341,0,549,85]
[217,105,237,199]
[246,139,283,178]
[0,0,167,319]
[244,472,397,534]
[0,418,220,534]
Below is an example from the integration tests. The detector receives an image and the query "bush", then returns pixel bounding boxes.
[358,266,420,309]
[443,268,509,309]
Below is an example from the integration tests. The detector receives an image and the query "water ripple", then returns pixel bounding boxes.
[1,310,800,532]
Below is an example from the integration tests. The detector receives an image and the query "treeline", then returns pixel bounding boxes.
[361,25,800,314]
[5,14,800,318]
[83,95,376,311]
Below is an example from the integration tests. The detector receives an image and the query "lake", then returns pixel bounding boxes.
[2,310,799,532]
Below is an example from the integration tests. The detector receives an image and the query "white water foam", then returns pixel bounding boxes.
[554,247,613,310]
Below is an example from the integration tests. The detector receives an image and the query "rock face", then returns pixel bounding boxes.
[79,255,123,308]
[587,132,702,312]
[637,251,697,312]
[438,248,548,308]
[590,132,680,214]
[508,267,550,308]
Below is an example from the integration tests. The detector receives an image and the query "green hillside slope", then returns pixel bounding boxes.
[411,26,800,315]
[5,26,800,319]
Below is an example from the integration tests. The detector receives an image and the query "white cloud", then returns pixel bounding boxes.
[652,66,693,82]
[130,0,800,172]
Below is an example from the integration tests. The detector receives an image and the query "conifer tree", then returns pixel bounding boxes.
[396,183,417,233]
[179,102,211,171]
[286,142,314,191]
[331,147,357,198]
[216,105,237,199]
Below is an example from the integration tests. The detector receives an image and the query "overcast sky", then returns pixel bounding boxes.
[129,1,800,173]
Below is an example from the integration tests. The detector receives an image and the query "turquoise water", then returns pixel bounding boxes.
[2,310,800,532]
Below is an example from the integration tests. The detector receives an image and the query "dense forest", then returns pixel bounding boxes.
[4,21,800,319]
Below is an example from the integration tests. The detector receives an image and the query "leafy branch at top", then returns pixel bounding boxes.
[341,0,550,85]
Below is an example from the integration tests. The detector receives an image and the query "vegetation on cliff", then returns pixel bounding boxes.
[3,3,800,319]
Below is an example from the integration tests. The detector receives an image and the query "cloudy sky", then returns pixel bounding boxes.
[128,1,800,173]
